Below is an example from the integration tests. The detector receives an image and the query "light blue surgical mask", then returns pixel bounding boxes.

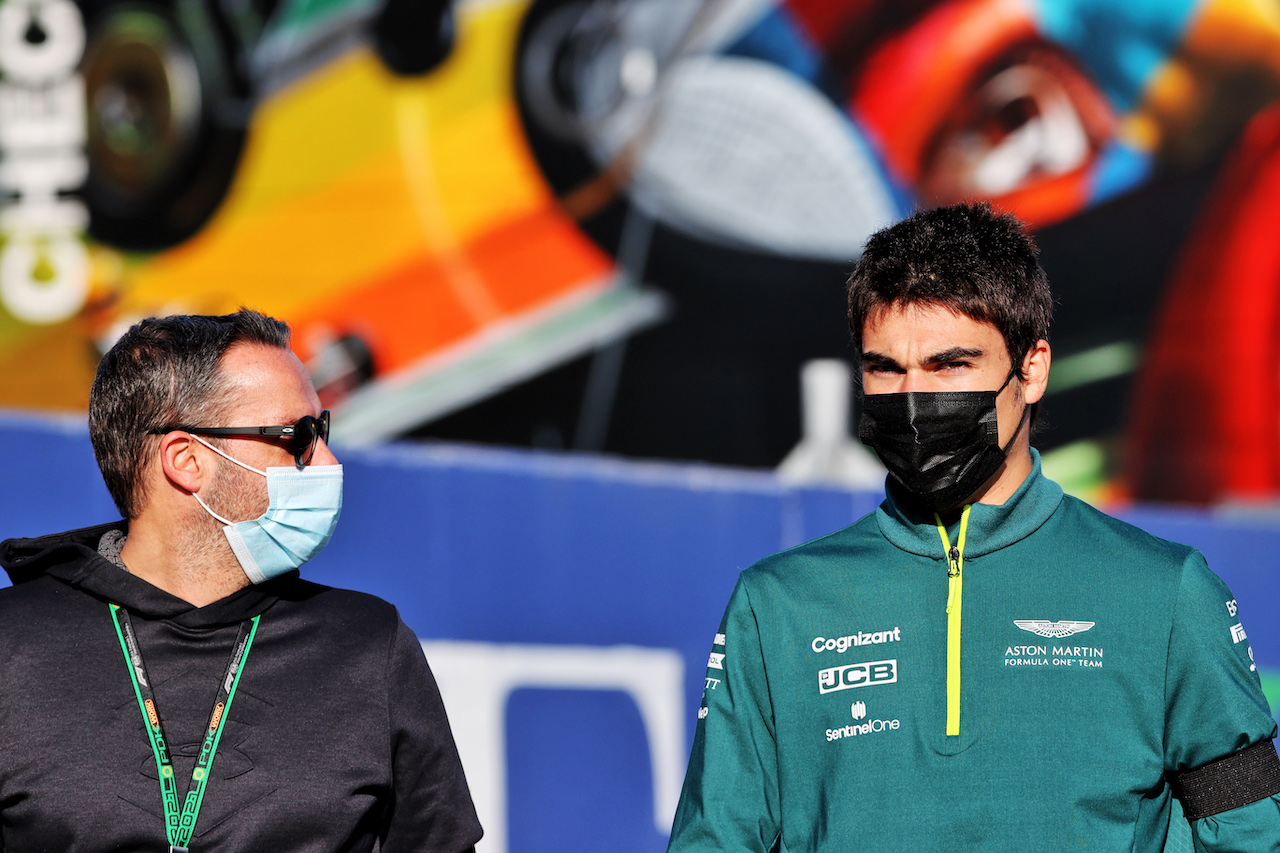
[191,436,343,584]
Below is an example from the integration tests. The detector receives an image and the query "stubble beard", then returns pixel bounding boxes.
[184,457,269,590]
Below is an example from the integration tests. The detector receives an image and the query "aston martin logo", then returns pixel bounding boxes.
[1014,620,1096,638]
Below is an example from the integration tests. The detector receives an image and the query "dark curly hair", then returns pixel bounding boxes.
[846,202,1053,377]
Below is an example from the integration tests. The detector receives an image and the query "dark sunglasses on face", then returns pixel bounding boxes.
[147,410,331,469]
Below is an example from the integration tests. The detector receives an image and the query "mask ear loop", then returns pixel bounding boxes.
[996,365,1031,455]
[190,434,268,477]
[192,491,235,526]
[995,365,1019,394]
[187,435,267,526]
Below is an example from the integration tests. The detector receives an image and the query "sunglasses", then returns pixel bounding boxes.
[148,410,331,469]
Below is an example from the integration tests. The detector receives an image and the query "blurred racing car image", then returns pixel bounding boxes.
[4,0,1280,502]
[78,0,455,249]
[506,0,1280,502]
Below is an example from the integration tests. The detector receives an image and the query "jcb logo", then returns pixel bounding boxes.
[817,659,898,695]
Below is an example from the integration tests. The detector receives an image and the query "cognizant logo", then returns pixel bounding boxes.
[811,627,901,654]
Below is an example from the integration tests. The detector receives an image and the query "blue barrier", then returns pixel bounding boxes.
[1,413,1276,852]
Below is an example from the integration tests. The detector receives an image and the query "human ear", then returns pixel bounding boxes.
[158,432,210,495]
[1020,340,1052,405]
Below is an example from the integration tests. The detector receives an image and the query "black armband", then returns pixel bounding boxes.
[1173,739,1280,821]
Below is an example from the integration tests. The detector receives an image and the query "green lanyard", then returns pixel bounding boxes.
[110,604,261,851]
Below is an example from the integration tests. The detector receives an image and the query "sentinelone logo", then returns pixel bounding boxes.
[826,701,900,742]
[0,0,90,325]
[826,718,900,741]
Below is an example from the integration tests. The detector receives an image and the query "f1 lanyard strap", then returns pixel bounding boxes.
[109,604,261,851]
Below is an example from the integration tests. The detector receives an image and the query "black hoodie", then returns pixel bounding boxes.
[0,522,482,852]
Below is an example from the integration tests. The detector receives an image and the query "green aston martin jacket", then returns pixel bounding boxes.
[668,452,1280,852]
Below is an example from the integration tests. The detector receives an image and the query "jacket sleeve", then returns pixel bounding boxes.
[380,616,484,853]
[668,576,781,853]
[1163,551,1280,852]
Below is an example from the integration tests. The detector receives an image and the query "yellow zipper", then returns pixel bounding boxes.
[935,505,971,737]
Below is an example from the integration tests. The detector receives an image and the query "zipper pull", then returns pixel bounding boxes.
[946,546,961,614]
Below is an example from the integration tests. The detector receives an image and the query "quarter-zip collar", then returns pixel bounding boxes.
[875,448,1063,559]
[0,521,291,628]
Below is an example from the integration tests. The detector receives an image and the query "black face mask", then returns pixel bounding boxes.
[858,371,1026,514]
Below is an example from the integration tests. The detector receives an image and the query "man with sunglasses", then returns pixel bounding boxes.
[0,310,482,851]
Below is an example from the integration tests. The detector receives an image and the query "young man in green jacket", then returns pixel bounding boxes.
[667,203,1280,852]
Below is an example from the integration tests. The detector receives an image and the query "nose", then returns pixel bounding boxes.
[311,437,340,467]
[898,370,925,393]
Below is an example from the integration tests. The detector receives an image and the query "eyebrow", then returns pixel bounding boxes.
[861,346,986,369]
[861,350,901,370]
[925,346,985,364]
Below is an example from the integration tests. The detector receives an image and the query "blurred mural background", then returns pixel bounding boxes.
[3,0,1280,850]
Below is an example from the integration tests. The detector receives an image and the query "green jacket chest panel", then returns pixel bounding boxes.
[674,461,1277,853]
[748,503,1186,845]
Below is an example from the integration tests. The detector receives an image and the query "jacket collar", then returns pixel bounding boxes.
[874,448,1063,559]
[0,521,292,628]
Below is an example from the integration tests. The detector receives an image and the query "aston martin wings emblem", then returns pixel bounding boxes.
[1014,620,1096,638]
